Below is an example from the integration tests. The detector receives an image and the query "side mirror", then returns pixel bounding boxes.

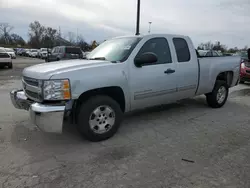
[134,52,158,67]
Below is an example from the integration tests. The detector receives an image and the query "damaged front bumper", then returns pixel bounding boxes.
[10,90,65,133]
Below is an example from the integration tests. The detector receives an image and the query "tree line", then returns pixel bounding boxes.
[197,41,248,53]
[0,21,98,51]
[0,21,248,53]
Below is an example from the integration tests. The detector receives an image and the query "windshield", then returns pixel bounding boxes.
[87,37,141,62]
[31,49,37,52]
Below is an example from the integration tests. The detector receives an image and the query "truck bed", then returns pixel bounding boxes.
[196,56,241,95]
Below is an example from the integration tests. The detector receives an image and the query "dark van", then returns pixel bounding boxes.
[47,46,83,62]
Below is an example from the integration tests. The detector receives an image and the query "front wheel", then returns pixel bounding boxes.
[77,95,123,142]
[206,81,229,108]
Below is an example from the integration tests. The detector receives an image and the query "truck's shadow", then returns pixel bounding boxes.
[11,96,208,147]
[11,91,245,150]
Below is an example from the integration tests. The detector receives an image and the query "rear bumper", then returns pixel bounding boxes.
[10,90,65,133]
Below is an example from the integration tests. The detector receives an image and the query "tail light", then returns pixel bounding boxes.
[241,62,245,69]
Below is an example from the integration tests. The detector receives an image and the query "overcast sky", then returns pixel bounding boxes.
[1,0,250,48]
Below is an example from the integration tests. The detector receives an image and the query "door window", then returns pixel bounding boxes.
[173,38,191,62]
[136,37,172,65]
[52,48,57,53]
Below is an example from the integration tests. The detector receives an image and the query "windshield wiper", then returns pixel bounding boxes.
[88,57,106,60]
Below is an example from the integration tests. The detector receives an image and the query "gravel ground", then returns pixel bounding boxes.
[0,57,250,188]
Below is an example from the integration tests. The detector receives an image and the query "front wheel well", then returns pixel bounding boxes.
[72,87,126,123]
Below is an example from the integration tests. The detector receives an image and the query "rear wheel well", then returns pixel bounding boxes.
[72,87,125,123]
[216,71,233,87]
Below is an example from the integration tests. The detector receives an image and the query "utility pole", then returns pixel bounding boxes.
[135,0,140,35]
[148,22,152,33]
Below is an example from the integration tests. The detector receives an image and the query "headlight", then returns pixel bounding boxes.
[43,79,71,100]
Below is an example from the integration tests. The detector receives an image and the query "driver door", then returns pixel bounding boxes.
[129,37,177,110]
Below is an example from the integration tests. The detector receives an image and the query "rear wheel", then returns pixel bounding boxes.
[206,80,229,108]
[77,95,123,142]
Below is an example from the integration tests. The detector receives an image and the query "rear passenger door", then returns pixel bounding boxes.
[172,37,199,99]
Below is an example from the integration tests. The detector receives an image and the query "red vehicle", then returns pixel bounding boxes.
[240,51,250,83]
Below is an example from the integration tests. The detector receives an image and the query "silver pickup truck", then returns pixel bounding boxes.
[10,34,240,142]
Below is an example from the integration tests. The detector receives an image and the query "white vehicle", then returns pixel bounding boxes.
[30,49,38,58]
[198,50,222,57]
[0,48,12,69]
[11,34,240,141]
[38,48,48,59]
[3,48,16,59]
[25,49,31,57]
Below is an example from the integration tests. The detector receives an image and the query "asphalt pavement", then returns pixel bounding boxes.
[0,57,250,188]
[0,57,45,80]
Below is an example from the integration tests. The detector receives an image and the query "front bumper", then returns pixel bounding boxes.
[10,90,65,133]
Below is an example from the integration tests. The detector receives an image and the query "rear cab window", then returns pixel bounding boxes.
[173,38,191,62]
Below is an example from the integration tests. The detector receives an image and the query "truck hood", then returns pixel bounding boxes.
[23,59,110,79]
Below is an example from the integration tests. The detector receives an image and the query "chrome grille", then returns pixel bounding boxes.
[23,76,39,87]
[22,76,41,102]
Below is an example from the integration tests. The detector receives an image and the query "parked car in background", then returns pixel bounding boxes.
[198,50,222,57]
[0,48,12,69]
[30,49,39,58]
[238,51,248,62]
[47,46,83,62]
[38,48,48,59]
[11,34,240,141]
[223,53,233,56]
[17,48,25,56]
[4,48,16,59]
[239,51,249,83]
[23,49,31,57]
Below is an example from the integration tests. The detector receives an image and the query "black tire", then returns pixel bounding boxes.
[77,95,123,142]
[240,80,245,84]
[206,80,229,108]
[8,63,13,69]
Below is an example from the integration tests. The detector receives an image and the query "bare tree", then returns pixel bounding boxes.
[67,32,76,44]
[0,23,14,44]
[28,21,45,48]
